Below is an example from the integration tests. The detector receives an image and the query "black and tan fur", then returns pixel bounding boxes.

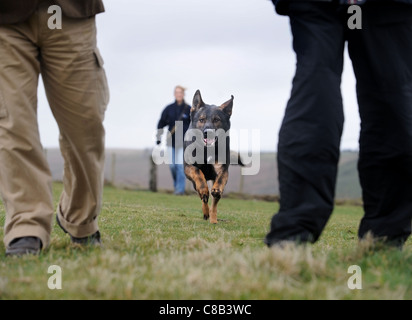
[184,90,234,224]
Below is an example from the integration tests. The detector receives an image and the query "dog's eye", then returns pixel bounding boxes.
[213,118,220,123]
[198,118,205,123]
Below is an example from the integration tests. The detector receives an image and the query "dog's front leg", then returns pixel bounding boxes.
[184,165,210,220]
[210,165,229,224]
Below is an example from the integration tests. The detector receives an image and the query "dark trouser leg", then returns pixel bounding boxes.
[265,3,345,245]
[347,3,412,244]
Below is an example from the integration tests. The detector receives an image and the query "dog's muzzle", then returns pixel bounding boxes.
[203,129,217,146]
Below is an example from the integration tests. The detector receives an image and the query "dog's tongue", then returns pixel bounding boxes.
[204,138,215,146]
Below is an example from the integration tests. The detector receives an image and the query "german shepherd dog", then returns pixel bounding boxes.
[184,90,234,224]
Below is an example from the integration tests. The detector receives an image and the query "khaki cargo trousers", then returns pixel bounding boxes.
[0,1,109,248]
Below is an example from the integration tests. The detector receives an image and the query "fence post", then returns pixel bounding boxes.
[149,152,157,192]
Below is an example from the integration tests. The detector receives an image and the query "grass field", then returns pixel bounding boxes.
[0,183,411,300]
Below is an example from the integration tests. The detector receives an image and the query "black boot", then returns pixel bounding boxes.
[56,215,101,246]
[6,237,42,257]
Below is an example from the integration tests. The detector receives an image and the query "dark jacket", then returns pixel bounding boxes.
[157,101,191,148]
[272,0,412,15]
[0,0,105,25]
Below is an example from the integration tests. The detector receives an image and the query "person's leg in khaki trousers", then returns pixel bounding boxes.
[0,1,109,254]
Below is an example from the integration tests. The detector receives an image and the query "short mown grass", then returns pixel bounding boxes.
[0,183,411,300]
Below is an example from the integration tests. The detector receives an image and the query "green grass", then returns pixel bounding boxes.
[0,183,411,300]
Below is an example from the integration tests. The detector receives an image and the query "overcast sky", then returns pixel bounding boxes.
[37,0,360,151]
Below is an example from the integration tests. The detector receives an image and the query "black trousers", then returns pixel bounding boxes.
[266,2,412,245]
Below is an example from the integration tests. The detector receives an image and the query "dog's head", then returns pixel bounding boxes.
[190,90,234,147]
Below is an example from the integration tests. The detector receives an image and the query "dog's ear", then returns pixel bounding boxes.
[191,90,205,113]
[219,95,234,117]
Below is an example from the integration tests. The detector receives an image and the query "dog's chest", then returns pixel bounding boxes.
[197,164,217,181]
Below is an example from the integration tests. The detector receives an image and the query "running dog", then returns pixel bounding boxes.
[184,90,235,224]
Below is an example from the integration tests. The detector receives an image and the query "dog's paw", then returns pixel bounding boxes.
[203,214,210,220]
[211,188,222,199]
[200,193,209,203]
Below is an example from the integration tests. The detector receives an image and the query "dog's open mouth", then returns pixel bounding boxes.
[203,137,217,146]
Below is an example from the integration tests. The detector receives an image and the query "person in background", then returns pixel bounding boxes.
[265,0,412,249]
[156,86,191,195]
[0,0,108,256]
